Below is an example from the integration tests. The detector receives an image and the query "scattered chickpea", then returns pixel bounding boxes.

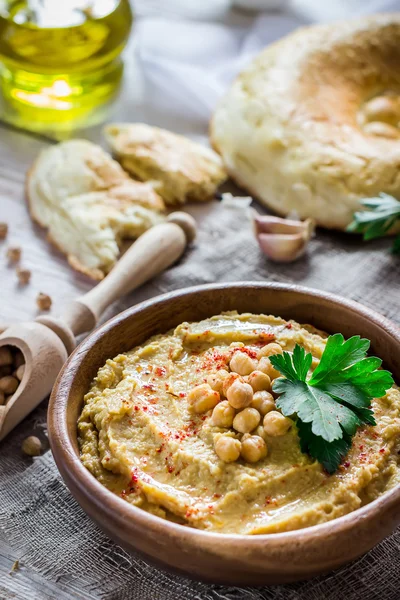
[0,346,13,366]
[15,364,25,381]
[214,434,241,463]
[207,370,229,395]
[241,435,268,463]
[222,372,242,396]
[230,351,257,376]
[0,222,8,240]
[251,390,275,416]
[0,390,5,405]
[36,292,52,311]
[188,383,220,414]
[247,370,271,392]
[232,407,261,434]
[211,400,235,428]
[263,411,292,436]
[257,343,283,360]
[21,436,43,457]
[6,246,21,263]
[16,267,31,285]
[226,380,253,409]
[0,375,19,395]
[258,357,281,380]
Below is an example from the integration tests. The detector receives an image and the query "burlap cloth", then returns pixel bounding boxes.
[1,200,400,600]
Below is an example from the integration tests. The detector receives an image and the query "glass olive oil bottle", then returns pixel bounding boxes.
[0,0,133,134]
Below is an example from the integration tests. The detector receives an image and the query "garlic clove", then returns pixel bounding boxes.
[253,214,315,262]
[257,232,308,262]
[253,213,315,235]
[254,214,302,235]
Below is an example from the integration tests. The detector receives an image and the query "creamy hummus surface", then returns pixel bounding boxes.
[78,312,400,534]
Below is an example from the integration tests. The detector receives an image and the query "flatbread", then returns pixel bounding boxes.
[26,139,165,280]
[105,123,227,206]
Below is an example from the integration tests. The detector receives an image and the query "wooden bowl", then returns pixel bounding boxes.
[48,283,400,585]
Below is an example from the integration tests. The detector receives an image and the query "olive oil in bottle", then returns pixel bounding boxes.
[0,0,133,134]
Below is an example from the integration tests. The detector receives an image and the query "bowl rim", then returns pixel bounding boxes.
[49,281,400,548]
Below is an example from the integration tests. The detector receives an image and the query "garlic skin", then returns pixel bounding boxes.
[253,214,315,263]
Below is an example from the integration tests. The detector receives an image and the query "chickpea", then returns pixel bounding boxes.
[6,246,21,263]
[15,364,25,381]
[207,370,229,395]
[257,357,281,380]
[229,351,257,376]
[247,370,271,392]
[251,391,275,416]
[232,407,261,433]
[241,435,268,463]
[0,222,8,240]
[226,380,253,409]
[16,267,31,285]
[222,372,242,396]
[36,292,52,311]
[363,96,400,125]
[0,375,19,395]
[188,384,220,414]
[257,343,283,360]
[255,425,268,441]
[214,435,241,463]
[21,436,42,457]
[263,411,292,436]
[211,401,235,428]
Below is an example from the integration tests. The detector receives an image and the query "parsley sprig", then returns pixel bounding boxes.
[347,193,400,254]
[270,335,394,473]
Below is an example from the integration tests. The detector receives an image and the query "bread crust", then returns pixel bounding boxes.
[26,140,165,280]
[105,123,227,206]
[211,14,400,231]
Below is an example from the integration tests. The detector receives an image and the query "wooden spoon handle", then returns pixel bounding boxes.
[62,214,194,336]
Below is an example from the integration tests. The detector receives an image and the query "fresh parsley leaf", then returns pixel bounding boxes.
[273,378,361,442]
[269,344,311,382]
[270,335,394,473]
[297,420,352,474]
[310,334,392,414]
[347,193,400,248]
[309,333,369,385]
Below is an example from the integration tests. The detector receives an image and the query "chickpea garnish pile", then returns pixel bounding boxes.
[188,342,292,464]
[0,345,26,406]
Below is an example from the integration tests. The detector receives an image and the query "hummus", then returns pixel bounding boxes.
[78,312,400,534]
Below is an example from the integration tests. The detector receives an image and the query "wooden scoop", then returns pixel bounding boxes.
[0,212,196,441]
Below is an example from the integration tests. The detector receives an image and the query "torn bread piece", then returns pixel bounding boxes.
[104,123,227,206]
[26,139,165,280]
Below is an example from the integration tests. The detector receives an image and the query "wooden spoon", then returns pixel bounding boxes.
[0,212,196,440]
